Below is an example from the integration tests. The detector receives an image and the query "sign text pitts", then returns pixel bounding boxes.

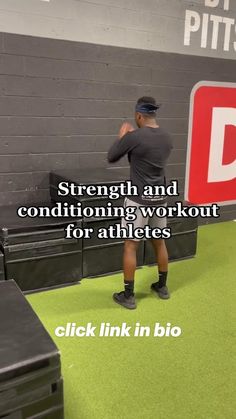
[184,0,236,52]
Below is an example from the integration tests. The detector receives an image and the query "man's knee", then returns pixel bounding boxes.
[151,239,166,248]
[124,239,139,252]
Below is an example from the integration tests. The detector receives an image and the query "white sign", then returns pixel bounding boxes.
[184,0,236,52]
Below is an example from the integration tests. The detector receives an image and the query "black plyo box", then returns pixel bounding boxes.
[0,280,64,418]
[0,203,82,292]
[82,216,144,277]
[83,241,144,278]
[50,168,130,207]
[144,217,198,265]
[50,168,142,278]
[167,217,198,235]
[1,380,64,419]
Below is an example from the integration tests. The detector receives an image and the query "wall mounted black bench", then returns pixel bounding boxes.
[0,204,82,293]
[82,216,144,277]
[144,216,198,265]
[0,169,198,292]
[50,167,130,208]
[50,168,140,278]
[0,280,64,418]
[50,168,198,276]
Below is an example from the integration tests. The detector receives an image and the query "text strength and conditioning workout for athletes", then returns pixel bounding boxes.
[16,180,219,240]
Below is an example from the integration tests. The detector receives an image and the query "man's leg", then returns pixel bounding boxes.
[113,197,145,310]
[123,239,139,281]
[151,238,168,271]
[150,238,170,299]
[113,240,139,310]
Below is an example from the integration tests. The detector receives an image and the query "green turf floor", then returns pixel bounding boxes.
[27,221,236,419]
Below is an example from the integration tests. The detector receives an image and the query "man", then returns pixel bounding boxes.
[108,96,173,310]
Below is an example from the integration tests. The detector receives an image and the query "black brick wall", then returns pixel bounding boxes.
[0,32,235,223]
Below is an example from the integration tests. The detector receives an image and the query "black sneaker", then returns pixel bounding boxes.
[151,282,170,299]
[113,291,136,310]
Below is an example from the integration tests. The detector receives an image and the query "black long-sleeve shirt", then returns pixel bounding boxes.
[108,126,173,205]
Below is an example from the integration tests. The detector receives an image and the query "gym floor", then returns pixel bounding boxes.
[27,221,235,419]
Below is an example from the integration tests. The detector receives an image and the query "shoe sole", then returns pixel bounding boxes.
[151,287,170,300]
[112,295,137,310]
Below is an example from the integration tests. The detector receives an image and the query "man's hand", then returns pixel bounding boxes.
[119,122,135,139]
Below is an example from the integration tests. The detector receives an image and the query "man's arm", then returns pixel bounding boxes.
[107,130,138,163]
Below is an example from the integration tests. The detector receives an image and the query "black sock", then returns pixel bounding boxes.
[124,280,134,297]
[158,271,168,288]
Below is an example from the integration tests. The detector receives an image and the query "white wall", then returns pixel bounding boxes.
[0,0,235,59]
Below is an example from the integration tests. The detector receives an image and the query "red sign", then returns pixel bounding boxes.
[185,81,236,206]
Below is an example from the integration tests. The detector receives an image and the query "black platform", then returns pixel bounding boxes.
[0,170,198,290]
[0,203,82,292]
[50,169,198,276]
[50,168,130,192]
[50,168,129,207]
[82,216,144,277]
[50,168,142,278]
[144,217,198,264]
[0,280,64,418]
